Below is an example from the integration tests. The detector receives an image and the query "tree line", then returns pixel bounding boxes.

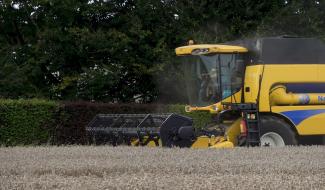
[0,0,324,103]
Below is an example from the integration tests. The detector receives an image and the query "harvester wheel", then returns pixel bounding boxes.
[260,116,297,146]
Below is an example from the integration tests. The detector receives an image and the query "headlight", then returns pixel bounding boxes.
[191,48,209,55]
[211,105,218,111]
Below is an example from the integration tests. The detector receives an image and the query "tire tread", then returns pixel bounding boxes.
[260,115,298,145]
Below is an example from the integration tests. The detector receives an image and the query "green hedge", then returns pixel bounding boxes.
[0,100,212,146]
[167,104,212,129]
[0,99,59,146]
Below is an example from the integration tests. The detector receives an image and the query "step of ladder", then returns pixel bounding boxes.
[243,109,260,147]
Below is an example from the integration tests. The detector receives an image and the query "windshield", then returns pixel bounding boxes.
[182,54,244,107]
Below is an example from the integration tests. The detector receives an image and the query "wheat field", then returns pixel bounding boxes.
[0,146,324,190]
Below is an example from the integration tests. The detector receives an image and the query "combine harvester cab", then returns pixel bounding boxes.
[87,36,325,147]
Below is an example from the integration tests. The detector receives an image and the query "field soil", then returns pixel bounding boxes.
[0,146,324,190]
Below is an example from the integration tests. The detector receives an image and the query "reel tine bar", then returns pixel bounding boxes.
[86,114,171,145]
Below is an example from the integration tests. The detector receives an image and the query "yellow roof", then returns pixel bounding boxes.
[175,44,248,55]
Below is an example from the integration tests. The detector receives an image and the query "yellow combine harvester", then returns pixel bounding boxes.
[86,36,325,147]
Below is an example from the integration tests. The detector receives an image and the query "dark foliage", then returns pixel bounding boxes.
[1,1,323,103]
[0,99,58,146]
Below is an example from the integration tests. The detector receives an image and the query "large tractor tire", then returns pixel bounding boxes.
[260,116,298,147]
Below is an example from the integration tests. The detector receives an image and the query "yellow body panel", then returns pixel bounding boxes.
[235,64,325,136]
[246,64,325,136]
[256,64,319,112]
[243,65,264,103]
[210,141,234,148]
[190,136,225,148]
[297,113,325,135]
[272,106,325,135]
[224,119,241,145]
[190,119,241,148]
[244,64,323,108]
[175,44,248,55]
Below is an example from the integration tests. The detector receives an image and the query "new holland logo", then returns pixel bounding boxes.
[318,96,325,101]
[299,95,310,104]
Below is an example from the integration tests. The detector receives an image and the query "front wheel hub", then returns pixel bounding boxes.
[260,132,285,147]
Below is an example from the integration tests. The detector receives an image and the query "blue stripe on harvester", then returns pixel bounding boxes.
[281,109,325,125]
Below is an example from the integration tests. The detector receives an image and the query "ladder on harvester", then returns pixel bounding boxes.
[242,105,260,146]
[223,103,261,147]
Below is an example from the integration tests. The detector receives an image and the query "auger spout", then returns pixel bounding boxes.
[270,85,325,106]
